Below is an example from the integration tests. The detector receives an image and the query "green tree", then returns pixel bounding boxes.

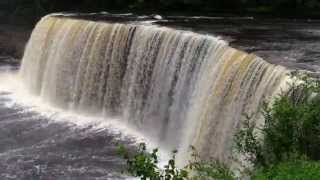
[235,72,320,168]
[117,144,236,179]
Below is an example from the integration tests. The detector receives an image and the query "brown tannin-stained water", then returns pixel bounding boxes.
[1,13,320,179]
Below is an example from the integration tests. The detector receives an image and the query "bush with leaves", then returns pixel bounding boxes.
[117,143,188,180]
[187,146,236,180]
[234,72,320,169]
[117,144,237,180]
[253,160,320,180]
[118,73,320,179]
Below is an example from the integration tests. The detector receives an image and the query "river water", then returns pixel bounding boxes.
[0,13,319,179]
[0,65,139,179]
[158,17,320,73]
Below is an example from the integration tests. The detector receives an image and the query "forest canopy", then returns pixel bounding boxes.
[1,0,320,22]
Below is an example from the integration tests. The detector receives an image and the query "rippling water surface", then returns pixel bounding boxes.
[0,13,320,179]
[55,13,320,72]
[0,64,142,179]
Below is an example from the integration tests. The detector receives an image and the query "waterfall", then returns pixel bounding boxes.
[19,15,289,164]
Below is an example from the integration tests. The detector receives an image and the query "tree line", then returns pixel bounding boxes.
[1,0,320,22]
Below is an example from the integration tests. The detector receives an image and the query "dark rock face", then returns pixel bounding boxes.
[0,23,32,59]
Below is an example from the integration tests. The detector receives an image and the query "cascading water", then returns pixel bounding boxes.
[19,15,289,164]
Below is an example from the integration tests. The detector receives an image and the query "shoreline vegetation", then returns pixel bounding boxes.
[1,0,320,25]
[118,73,320,179]
[1,1,320,179]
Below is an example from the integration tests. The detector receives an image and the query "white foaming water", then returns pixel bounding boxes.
[17,15,290,167]
[0,70,171,165]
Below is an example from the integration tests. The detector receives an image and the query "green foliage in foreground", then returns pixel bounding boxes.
[235,73,320,168]
[117,143,188,180]
[117,144,236,180]
[253,160,320,180]
[187,147,235,180]
[118,73,320,179]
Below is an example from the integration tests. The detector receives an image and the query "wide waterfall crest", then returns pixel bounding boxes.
[20,15,289,164]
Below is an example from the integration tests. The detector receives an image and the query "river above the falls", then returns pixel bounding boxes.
[60,13,320,73]
[0,13,319,180]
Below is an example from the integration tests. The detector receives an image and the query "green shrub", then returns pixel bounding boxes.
[118,73,320,179]
[235,73,320,168]
[117,144,236,180]
[117,143,188,180]
[188,159,235,180]
[253,160,320,180]
[187,147,236,180]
